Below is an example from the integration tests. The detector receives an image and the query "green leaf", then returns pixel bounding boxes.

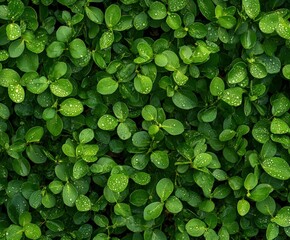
[46,114,63,136]
[114,203,132,218]
[168,0,187,12]
[244,173,258,191]
[172,91,198,110]
[62,182,78,207]
[188,22,207,39]
[282,64,290,80]
[249,184,273,202]
[221,87,243,106]
[134,74,152,94]
[197,0,215,21]
[8,39,25,58]
[156,178,174,202]
[99,30,114,49]
[237,199,250,216]
[249,62,267,79]
[240,30,257,49]
[142,105,157,121]
[266,223,279,240]
[105,4,121,27]
[276,16,290,39]
[85,6,103,24]
[73,160,89,179]
[17,50,39,72]
[97,77,118,95]
[162,119,184,135]
[69,38,87,59]
[259,12,278,34]
[194,153,212,168]
[136,41,153,60]
[186,218,207,237]
[6,23,21,40]
[150,151,169,169]
[25,126,44,143]
[6,225,23,240]
[270,118,289,134]
[210,77,225,96]
[148,1,167,20]
[166,13,182,30]
[261,157,290,180]
[256,196,276,215]
[79,128,94,144]
[0,102,10,119]
[50,79,73,97]
[98,114,118,131]
[12,158,30,176]
[0,68,20,87]
[165,196,183,213]
[8,84,25,103]
[59,98,84,117]
[242,0,260,19]
[227,62,247,84]
[46,41,65,58]
[143,202,164,221]
[271,206,290,227]
[56,26,73,42]
[26,76,49,94]
[76,194,91,212]
[107,173,129,192]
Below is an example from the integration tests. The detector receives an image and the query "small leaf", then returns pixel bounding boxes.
[156,178,174,202]
[161,119,184,135]
[237,199,250,216]
[134,74,152,94]
[79,128,94,144]
[69,38,87,59]
[62,182,78,207]
[168,0,187,12]
[8,84,25,103]
[85,6,103,24]
[59,98,84,117]
[259,13,278,34]
[76,194,91,212]
[107,173,129,192]
[25,126,44,143]
[227,62,247,84]
[266,223,279,240]
[105,4,121,27]
[142,105,157,121]
[194,153,212,168]
[242,0,260,19]
[56,26,73,43]
[143,202,164,221]
[46,41,65,58]
[221,87,243,107]
[50,79,73,97]
[73,160,89,180]
[282,64,290,80]
[210,77,224,96]
[261,157,290,180]
[24,223,41,240]
[150,151,169,169]
[100,30,114,49]
[197,0,215,21]
[97,77,118,95]
[172,91,198,110]
[165,196,183,213]
[270,118,289,134]
[98,114,118,131]
[148,1,167,20]
[6,23,21,40]
[271,206,290,227]
[186,218,207,237]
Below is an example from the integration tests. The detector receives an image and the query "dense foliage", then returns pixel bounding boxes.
[0,0,290,239]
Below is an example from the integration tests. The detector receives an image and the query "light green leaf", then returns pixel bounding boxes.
[221,87,243,106]
[150,151,169,169]
[194,153,212,168]
[134,74,152,94]
[237,199,250,216]
[210,77,225,96]
[156,178,174,202]
[105,4,121,27]
[8,84,25,103]
[62,182,78,207]
[165,196,183,213]
[143,202,164,221]
[242,0,260,19]
[8,39,25,58]
[25,126,44,143]
[186,218,207,237]
[69,38,87,59]
[97,77,118,95]
[98,114,118,131]
[259,13,278,34]
[76,194,91,212]
[50,79,73,97]
[270,118,289,134]
[271,206,290,227]
[85,6,104,24]
[73,160,89,180]
[261,157,290,180]
[59,98,84,117]
[227,62,247,84]
[162,119,184,135]
[107,173,129,192]
[100,30,114,49]
[6,23,21,40]
[148,1,167,20]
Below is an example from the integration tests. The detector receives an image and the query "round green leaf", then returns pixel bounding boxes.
[148,1,167,20]
[59,98,84,117]
[97,77,118,95]
[186,218,207,237]
[98,114,118,131]
[242,0,260,19]
[266,223,279,240]
[85,6,104,24]
[134,12,148,30]
[166,13,182,30]
[259,13,278,34]
[107,173,129,192]
[188,22,207,39]
[0,68,20,87]
[25,126,44,143]
[6,23,21,40]
[141,105,157,121]
[26,76,49,94]
[73,160,89,180]
[227,62,247,84]
[50,79,73,97]
[168,0,187,12]
[8,39,25,58]
[272,206,290,227]
[210,76,225,96]
[69,38,87,59]
[282,64,290,80]
[46,41,65,58]
[237,199,250,216]
[134,75,152,94]
[56,26,73,42]
[131,172,151,185]
[41,192,56,208]
[0,102,10,119]
[249,62,267,79]
[221,87,243,107]
[24,223,41,239]
[12,158,30,176]
[105,4,121,27]
[99,30,114,49]
[261,157,290,180]
[156,178,174,202]
[48,180,63,194]
[172,91,198,110]
[117,122,131,140]
[8,84,25,103]
[270,118,289,134]
[240,29,257,49]
[194,153,212,168]
[161,119,184,135]
[62,182,78,207]
[165,196,183,213]
[150,150,169,169]
[143,202,164,221]
[256,196,276,216]
[276,16,290,39]
[79,128,94,144]
[76,194,91,212]
[46,114,63,136]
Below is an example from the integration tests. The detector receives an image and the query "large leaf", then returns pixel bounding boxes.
[261,157,290,180]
